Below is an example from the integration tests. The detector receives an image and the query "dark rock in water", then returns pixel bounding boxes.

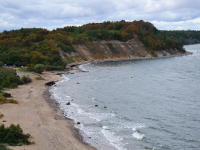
[66,102,70,105]
[77,82,80,84]
[95,105,98,107]
[45,81,56,86]
[77,121,81,124]
[71,64,77,68]
[56,73,63,75]
[104,106,107,108]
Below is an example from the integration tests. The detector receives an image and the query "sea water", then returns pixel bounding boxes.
[50,44,200,150]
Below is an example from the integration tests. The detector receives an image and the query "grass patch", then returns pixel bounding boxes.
[18,67,33,73]
[0,96,18,105]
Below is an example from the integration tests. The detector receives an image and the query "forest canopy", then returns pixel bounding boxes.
[163,30,200,45]
[0,20,185,70]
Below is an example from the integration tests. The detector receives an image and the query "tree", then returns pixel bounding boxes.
[34,64,44,74]
[0,124,31,146]
[0,61,3,67]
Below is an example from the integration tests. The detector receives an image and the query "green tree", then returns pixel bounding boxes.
[34,64,44,74]
[0,61,3,67]
[0,124,31,146]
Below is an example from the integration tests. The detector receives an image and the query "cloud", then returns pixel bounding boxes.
[152,17,200,30]
[0,0,199,31]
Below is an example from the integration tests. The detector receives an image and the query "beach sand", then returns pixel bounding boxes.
[0,70,96,150]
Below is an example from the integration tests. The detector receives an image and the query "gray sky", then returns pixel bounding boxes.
[0,0,200,31]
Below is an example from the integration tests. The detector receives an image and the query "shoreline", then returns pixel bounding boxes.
[49,50,193,150]
[43,87,94,147]
[67,51,193,69]
[0,71,96,150]
[0,50,192,150]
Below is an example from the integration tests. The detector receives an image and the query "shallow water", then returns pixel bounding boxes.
[50,44,200,150]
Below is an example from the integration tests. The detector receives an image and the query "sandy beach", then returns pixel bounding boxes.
[0,70,96,150]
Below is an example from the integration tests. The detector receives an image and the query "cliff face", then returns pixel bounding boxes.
[65,39,185,63]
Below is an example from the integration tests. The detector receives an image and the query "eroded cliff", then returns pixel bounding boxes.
[62,38,186,64]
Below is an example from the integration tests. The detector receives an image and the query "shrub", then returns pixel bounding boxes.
[44,65,64,71]
[0,61,3,67]
[0,96,7,104]
[55,66,64,70]
[2,92,11,98]
[44,65,54,71]
[34,64,44,74]
[0,96,18,104]
[0,124,31,146]
[19,76,32,84]
[27,65,35,72]
[35,75,44,80]
[0,144,10,150]
[0,114,4,119]
[0,68,20,88]
[8,99,18,104]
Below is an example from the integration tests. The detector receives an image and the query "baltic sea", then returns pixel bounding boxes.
[50,44,200,150]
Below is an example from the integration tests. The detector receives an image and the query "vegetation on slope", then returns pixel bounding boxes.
[56,20,184,51]
[0,20,185,71]
[0,28,74,70]
[162,30,200,45]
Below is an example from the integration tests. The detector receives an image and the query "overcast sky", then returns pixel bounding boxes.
[0,0,200,32]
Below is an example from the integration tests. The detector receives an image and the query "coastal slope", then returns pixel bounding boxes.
[64,38,187,63]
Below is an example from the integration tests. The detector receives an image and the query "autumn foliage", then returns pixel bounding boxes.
[0,20,185,70]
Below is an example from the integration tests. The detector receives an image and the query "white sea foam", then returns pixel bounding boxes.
[65,95,71,99]
[70,103,85,114]
[79,63,90,72]
[87,112,115,122]
[57,75,70,83]
[62,75,70,81]
[101,126,126,150]
[132,132,145,140]
[79,111,115,122]
[131,123,146,131]
[122,122,146,131]
[70,103,115,122]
